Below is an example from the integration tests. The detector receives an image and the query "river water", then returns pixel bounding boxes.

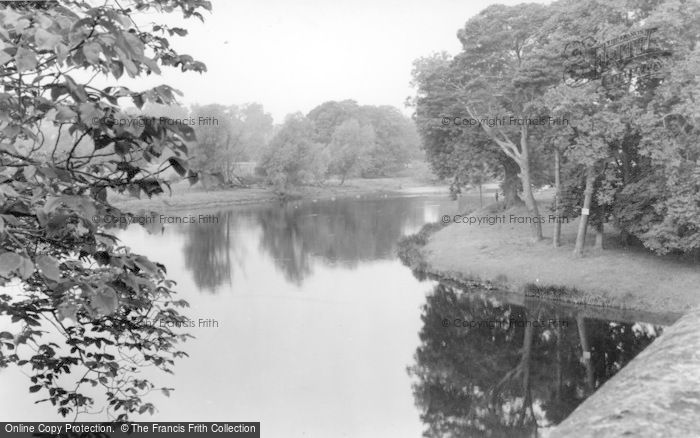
[0,195,672,437]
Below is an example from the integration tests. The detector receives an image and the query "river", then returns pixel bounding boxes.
[0,195,671,437]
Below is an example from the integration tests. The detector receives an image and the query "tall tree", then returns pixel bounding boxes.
[449,4,559,241]
[410,53,524,208]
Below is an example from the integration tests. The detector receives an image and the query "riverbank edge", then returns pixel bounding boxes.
[398,217,700,436]
[397,219,668,313]
[112,181,450,212]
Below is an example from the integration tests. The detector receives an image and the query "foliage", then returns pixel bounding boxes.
[409,52,524,206]
[189,103,272,185]
[257,113,328,188]
[327,118,374,184]
[0,0,211,420]
[307,100,420,179]
[359,105,421,177]
[541,0,700,254]
[414,0,700,254]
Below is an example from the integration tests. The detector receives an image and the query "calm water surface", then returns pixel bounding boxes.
[0,195,671,437]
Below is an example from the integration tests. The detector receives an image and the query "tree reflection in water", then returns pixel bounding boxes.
[254,198,424,283]
[408,283,661,437]
[181,211,237,292]
[178,197,438,290]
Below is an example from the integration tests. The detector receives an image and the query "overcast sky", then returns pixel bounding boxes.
[116,0,547,122]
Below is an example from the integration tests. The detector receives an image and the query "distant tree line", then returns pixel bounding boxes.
[257,100,422,188]
[139,102,274,186]
[410,0,700,256]
[142,100,421,188]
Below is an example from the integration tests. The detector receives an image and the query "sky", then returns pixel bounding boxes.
[113,0,548,123]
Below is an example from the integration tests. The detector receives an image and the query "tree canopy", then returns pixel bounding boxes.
[411,0,700,255]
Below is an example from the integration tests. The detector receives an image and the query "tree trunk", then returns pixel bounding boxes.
[595,222,604,250]
[519,126,543,241]
[501,157,523,209]
[479,184,483,208]
[519,313,536,427]
[576,314,595,395]
[553,147,562,248]
[555,314,563,402]
[619,146,632,246]
[573,167,596,257]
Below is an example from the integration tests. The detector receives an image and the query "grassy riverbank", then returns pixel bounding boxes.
[111,175,448,212]
[404,197,700,314]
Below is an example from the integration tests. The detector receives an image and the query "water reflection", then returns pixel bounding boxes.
[176,196,461,290]
[409,282,661,437]
[182,212,235,292]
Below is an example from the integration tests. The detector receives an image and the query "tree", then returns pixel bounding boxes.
[327,119,374,184]
[189,103,272,185]
[449,4,559,242]
[257,113,328,188]
[307,99,362,144]
[541,0,700,256]
[307,100,420,178]
[410,53,526,209]
[0,0,210,420]
[359,105,420,177]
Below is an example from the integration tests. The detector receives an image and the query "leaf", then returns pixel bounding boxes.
[132,93,144,109]
[123,32,144,59]
[17,256,34,279]
[115,140,131,155]
[56,301,78,322]
[78,102,102,126]
[34,28,62,51]
[82,42,101,64]
[55,105,76,122]
[123,57,138,77]
[2,9,29,32]
[186,170,199,186]
[167,157,188,176]
[64,75,88,102]
[110,60,124,79]
[142,56,161,74]
[0,51,11,66]
[139,179,163,197]
[55,43,69,64]
[134,255,158,274]
[36,255,60,281]
[0,252,22,276]
[90,286,119,316]
[15,47,37,72]
[29,385,42,393]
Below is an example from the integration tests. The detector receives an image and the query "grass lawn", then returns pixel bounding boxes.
[422,193,700,314]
